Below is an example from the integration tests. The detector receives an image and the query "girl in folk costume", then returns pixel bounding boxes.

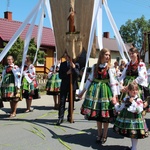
[0,55,21,118]
[46,61,61,110]
[22,56,38,113]
[119,47,149,113]
[113,83,148,150]
[78,48,120,144]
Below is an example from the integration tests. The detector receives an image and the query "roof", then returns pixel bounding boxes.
[0,18,55,47]
[97,37,131,52]
[0,18,130,51]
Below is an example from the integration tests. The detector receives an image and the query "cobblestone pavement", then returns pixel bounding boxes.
[0,95,150,150]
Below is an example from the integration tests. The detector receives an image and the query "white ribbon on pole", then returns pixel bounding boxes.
[45,0,58,66]
[103,0,130,62]
[33,0,45,64]
[79,0,101,92]
[96,1,103,50]
[0,0,43,62]
[45,0,54,30]
[20,0,42,84]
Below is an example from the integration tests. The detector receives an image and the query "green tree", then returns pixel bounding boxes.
[119,15,150,50]
[0,37,46,67]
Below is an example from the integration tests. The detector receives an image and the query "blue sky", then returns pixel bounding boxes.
[0,0,150,38]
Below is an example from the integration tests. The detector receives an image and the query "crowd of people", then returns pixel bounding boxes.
[0,47,150,150]
[0,55,39,117]
[77,47,150,150]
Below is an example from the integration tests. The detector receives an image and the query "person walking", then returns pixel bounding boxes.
[119,47,149,113]
[0,55,21,117]
[22,56,38,113]
[78,48,119,144]
[113,82,149,150]
[56,52,80,125]
[46,63,61,110]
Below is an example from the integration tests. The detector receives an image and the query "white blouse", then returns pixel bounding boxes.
[114,95,143,114]
[84,63,120,96]
[0,63,21,88]
[119,61,148,87]
[23,64,36,83]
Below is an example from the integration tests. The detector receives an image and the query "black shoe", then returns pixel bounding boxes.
[67,117,75,123]
[56,118,63,126]
[67,117,71,122]
[100,137,107,144]
[95,136,102,143]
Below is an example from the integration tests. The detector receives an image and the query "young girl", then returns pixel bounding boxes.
[78,48,119,144]
[119,47,148,111]
[22,56,38,113]
[46,63,61,110]
[0,55,21,117]
[113,82,148,150]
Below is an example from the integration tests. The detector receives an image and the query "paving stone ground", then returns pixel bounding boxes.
[0,94,150,150]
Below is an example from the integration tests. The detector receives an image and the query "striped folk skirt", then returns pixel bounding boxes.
[0,73,21,101]
[46,73,61,95]
[81,79,115,122]
[113,108,149,139]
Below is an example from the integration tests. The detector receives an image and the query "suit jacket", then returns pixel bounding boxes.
[59,61,79,92]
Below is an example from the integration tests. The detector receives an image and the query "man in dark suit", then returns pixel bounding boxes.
[56,52,80,125]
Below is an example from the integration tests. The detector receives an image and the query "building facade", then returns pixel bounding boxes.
[0,11,55,74]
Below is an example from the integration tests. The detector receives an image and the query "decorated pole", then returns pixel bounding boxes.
[69,58,74,123]
[67,0,76,123]
[50,0,96,123]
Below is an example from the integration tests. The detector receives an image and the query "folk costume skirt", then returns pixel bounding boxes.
[81,79,114,123]
[22,77,34,100]
[113,108,149,139]
[0,73,22,101]
[46,73,61,95]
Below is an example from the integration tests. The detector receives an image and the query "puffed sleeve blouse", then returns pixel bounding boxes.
[84,63,120,96]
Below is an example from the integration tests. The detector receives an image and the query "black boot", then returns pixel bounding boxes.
[56,118,63,126]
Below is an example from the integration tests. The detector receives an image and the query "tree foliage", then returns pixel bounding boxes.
[119,15,150,50]
[0,37,46,67]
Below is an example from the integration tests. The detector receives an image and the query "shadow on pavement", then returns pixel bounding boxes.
[0,110,149,150]
[31,105,55,110]
[50,127,127,150]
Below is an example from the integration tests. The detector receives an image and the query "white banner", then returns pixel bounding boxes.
[20,0,43,83]
[96,1,103,50]
[33,0,45,64]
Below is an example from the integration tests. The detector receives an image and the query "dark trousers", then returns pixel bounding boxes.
[0,101,4,108]
[58,90,75,119]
